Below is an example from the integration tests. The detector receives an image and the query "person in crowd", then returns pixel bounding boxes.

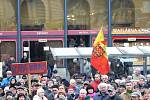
[15,86,30,100]
[131,91,141,100]
[52,78,59,85]
[41,80,48,91]
[0,87,5,97]
[138,77,146,88]
[67,86,79,100]
[86,84,95,99]
[120,81,133,100]
[5,91,14,100]
[47,79,54,89]
[93,83,110,100]
[144,74,150,88]
[22,75,28,88]
[44,79,54,100]
[61,79,70,88]
[142,89,150,100]
[116,84,126,95]
[9,77,17,87]
[33,88,48,100]
[21,52,28,63]
[126,75,133,82]
[9,86,17,97]
[90,73,101,92]
[132,68,144,80]
[83,58,91,77]
[51,85,59,99]
[2,57,15,77]
[69,79,80,94]
[56,91,67,100]
[69,38,78,47]
[18,79,26,87]
[75,76,84,90]
[107,85,123,100]
[58,85,66,94]
[41,75,48,82]
[41,82,53,100]
[0,71,13,88]
[16,93,26,100]
[101,75,109,83]
[138,77,146,96]
[31,82,41,98]
[46,54,55,78]
[82,81,89,89]
[79,38,86,47]
[75,89,88,100]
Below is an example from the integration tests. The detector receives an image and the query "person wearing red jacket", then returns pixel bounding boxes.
[90,73,101,92]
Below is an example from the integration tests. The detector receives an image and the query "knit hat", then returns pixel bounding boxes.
[131,92,141,97]
[6,91,13,97]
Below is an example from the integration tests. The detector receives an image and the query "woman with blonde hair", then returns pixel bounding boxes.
[33,88,48,100]
[142,89,150,100]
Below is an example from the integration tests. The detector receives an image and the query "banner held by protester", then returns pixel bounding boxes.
[11,61,47,75]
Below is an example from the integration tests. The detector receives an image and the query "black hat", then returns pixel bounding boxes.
[17,93,26,99]
[86,85,94,90]
[17,86,24,90]
[22,75,27,79]
[6,91,13,96]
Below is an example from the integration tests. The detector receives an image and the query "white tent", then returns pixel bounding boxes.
[50,46,150,75]
[50,46,150,60]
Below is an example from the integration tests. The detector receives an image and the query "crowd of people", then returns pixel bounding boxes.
[0,56,150,100]
[0,67,150,100]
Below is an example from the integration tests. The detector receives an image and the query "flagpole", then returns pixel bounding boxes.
[17,0,22,62]
[107,0,113,47]
[64,0,68,76]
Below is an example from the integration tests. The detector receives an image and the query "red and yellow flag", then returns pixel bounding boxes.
[90,26,110,75]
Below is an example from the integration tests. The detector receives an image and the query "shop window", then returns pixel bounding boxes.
[112,0,135,27]
[0,41,16,62]
[21,0,45,30]
[67,0,90,30]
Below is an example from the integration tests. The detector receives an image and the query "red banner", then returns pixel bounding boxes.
[11,61,47,75]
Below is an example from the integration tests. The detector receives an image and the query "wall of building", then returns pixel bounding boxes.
[0,0,149,31]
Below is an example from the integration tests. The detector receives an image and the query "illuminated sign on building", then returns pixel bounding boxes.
[112,28,150,34]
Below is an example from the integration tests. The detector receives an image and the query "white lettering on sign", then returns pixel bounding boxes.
[38,39,47,42]
[37,32,48,35]
[128,38,136,41]
[113,28,150,34]
[79,31,89,34]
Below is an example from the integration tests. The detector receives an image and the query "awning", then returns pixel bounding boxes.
[50,47,79,59]
[117,46,144,57]
[137,46,150,56]
[50,46,150,60]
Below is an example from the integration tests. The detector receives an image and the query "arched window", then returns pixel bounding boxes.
[67,0,90,30]
[0,0,16,31]
[21,0,45,30]
[112,0,135,27]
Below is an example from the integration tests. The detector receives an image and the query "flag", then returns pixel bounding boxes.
[90,26,110,75]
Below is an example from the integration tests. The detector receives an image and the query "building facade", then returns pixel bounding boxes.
[0,0,149,66]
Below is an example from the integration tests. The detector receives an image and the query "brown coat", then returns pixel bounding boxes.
[120,92,132,100]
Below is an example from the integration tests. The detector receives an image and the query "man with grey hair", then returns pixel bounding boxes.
[93,83,110,100]
[132,68,144,80]
[101,75,109,83]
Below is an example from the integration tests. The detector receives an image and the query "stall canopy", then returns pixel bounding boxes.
[50,46,150,60]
